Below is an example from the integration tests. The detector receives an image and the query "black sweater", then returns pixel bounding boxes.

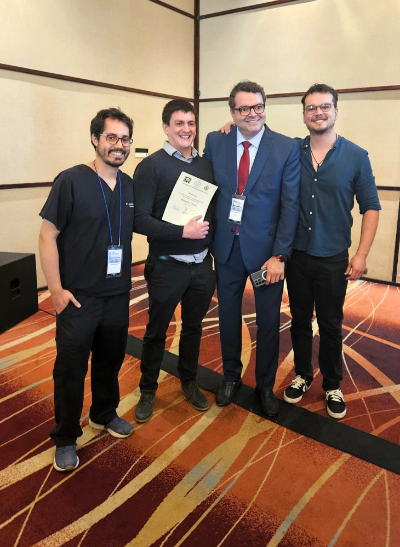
[133,149,215,256]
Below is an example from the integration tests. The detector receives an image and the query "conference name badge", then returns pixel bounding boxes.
[228,193,246,224]
[106,245,123,278]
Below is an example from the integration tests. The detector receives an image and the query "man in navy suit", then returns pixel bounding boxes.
[204,80,301,416]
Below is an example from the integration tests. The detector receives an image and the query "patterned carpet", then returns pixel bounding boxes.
[1,265,399,546]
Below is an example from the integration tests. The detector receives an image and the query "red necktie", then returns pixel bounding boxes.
[235,141,251,234]
[237,141,251,195]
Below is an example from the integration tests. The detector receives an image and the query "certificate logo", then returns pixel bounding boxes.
[183,176,191,183]
[204,185,209,191]
[193,180,201,189]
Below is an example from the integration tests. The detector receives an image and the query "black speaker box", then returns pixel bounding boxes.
[0,252,39,334]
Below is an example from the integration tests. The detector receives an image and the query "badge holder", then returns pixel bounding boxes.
[107,245,123,278]
[94,161,124,279]
[228,193,246,224]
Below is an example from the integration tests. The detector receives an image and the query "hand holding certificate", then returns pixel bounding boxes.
[162,171,217,226]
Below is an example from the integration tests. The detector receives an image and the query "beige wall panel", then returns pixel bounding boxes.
[0,0,194,98]
[0,188,50,287]
[0,186,149,287]
[331,92,400,189]
[348,190,399,282]
[0,71,185,284]
[200,0,400,97]
[200,0,299,15]
[0,71,170,185]
[166,0,194,14]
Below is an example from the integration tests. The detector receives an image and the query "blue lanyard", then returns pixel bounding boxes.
[93,161,122,246]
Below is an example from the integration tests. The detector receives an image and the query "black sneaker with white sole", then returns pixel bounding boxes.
[326,389,346,419]
[283,375,312,404]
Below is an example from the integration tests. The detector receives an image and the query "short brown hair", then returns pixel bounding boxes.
[229,80,266,109]
[162,99,198,125]
[90,107,133,149]
[301,84,338,110]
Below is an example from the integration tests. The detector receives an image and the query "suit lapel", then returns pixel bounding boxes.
[225,127,239,193]
[244,126,274,196]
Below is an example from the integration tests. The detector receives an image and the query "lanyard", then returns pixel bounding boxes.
[93,161,122,246]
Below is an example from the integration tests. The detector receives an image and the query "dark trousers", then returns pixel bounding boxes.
[139,253,216,391]
[51,292,130,447]
[215,237,284,391]
[286,249,348,391]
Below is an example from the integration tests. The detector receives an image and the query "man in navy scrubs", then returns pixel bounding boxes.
[39,108,135,471]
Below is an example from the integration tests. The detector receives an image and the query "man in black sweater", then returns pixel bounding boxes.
[133,99,216,423]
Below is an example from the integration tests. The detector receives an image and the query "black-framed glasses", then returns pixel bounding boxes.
[233,104,265,116]
[305,103,333,113]
[100,133,133,146]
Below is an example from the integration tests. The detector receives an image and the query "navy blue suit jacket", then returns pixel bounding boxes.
[204,126,301,269]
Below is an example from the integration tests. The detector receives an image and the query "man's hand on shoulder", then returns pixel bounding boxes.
[261,256,285,285]
[182,216,209,239]
[217,121,235,134]
[51,288,81,315]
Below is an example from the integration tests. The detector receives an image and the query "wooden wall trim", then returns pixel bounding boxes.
[149,0,195,18]
[362,277,399,288]
[199,85,400,102]
[194,0,200,150]
[377,186,400,191]
[200,0,301,19]
[392,195,400,283]
[0,182,53,190]
[0,62,194,101]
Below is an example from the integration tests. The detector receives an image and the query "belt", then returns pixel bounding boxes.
[153,255,196,265]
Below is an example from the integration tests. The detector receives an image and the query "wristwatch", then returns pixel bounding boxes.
[275,254,288,263]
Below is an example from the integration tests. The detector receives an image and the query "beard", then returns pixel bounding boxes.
[310,126,331,135]
[97,147,129,167]
[308,117,335,136]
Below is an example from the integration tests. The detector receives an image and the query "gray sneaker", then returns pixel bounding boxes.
[181,381,210,411]
[135,390,157,423]
[53,445,79,472]
[89,416,134,438]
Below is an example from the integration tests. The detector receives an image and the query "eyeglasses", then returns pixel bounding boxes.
[233,104,265,116]
[100,134,133,146]
[304,103,333,113]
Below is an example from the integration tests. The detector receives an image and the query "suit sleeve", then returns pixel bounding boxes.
[133,158,184,240]
[203,134,212,162]
[272,141,301,257]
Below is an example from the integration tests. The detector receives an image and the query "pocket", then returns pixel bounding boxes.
[57,301,71,316]
[144,256,157,282]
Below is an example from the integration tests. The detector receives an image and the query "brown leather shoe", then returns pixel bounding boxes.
[216,379,242,406]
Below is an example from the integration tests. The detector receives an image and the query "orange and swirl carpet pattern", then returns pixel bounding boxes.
[1,265,399,547]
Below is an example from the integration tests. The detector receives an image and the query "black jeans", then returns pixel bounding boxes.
[140,253,216,391]
[286,249,348,391]
[51,292,130,447]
